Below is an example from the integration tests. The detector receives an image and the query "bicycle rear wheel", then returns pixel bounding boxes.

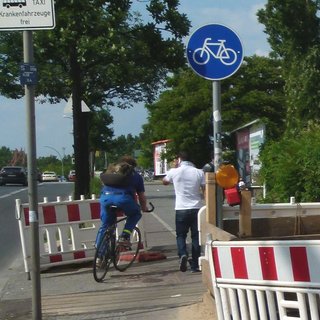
[114,226,142,272]
[93,232,114,282]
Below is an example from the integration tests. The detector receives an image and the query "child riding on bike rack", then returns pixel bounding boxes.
[95,156,151,251]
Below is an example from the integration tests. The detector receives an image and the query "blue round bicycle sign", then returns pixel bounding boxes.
[186,24,244,80]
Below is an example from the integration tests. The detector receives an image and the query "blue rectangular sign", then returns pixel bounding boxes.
[20,63,37,85]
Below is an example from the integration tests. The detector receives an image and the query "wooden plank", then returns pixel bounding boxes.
[206,172,216,225]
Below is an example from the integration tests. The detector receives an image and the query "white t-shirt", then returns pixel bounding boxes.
[164,161,205,210]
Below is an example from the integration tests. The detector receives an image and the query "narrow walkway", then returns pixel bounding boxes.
[1,245,213,319]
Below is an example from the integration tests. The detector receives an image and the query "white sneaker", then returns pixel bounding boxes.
[118,237,132,247]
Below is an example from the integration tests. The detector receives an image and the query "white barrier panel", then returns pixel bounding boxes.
[207,239,320,319]
[16,196,145,275]
[223,201,320,220]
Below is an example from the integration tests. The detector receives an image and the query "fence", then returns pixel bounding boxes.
[15,195,146,277]
[197,199,320,319]
[205,239,320,319]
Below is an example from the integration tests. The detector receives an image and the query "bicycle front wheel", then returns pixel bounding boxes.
[93,232,114,282]
[114,226,142,272]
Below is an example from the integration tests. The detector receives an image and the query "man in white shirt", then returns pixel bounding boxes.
[163,151,205,272]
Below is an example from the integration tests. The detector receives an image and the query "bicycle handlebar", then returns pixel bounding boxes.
[145,202,154,213]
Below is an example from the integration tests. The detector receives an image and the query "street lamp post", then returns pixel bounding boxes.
[43,146,64,180]
[63,115,73,135]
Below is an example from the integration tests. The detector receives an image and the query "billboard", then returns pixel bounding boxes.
[151,139,172,176]
[235,120,265,186]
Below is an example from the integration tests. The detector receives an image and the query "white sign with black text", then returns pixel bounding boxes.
[0,0,55,31]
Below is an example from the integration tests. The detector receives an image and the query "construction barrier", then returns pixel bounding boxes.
[223,197,320,220]
[197,199,320,319]
[205,239,320,319]
[15,195,149,277]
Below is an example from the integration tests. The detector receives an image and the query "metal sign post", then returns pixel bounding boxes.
[0,2,55,319]
[23,30,41,320]
[212,81,223,227]
[186,23,243,227]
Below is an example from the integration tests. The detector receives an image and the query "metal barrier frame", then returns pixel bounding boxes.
[16,195,146,277]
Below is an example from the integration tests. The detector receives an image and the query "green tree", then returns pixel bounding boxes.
[107,134,140,165]
[37,155,62,176]
[140,55,286,167]
[254,1,320,202]
[257,0,320,132]
[221,55,286,142]
[88,108,114,175]
[260,126,320,202]
[0,0,190,198]
[0,147,13,167]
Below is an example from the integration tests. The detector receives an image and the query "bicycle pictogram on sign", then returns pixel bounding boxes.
[187,24,243,81]
[193,38,237,66]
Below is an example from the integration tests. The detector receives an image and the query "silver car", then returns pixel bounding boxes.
[41,171,59,182]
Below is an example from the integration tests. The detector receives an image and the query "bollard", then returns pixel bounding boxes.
[239,190,252,237]
[205,172,216,225]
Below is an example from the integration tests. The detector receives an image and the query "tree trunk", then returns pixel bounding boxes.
[70,47,90,199]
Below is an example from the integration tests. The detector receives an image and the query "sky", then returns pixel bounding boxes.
[0,0,270,158]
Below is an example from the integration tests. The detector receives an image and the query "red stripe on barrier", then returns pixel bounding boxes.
[67,204,80,221]
[212,247,222,278]
[43,206,57,224]
[50,254,62,263]
[24,208,29,226]
[90,202,100,219]
[231,247,248,279]
[290,247,310,282]
[73,251,86,259]
[259,247,278,280]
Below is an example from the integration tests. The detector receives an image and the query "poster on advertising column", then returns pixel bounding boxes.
[236,129,250,185]
[234,120,265,186]
[151,139,172,177]
[249,123,265,185]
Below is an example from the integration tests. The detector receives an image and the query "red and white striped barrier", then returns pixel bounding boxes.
[212,240,320,288]
[206,239,320,319]
[16,196,146,276]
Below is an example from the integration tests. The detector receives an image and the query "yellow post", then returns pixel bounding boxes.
[206,172,216,225]
[239,190,252,237]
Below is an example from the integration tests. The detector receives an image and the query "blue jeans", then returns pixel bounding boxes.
[95,192,142,247]
[175,209,201,269]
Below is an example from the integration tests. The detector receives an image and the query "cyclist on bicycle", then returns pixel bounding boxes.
[95,156,150,248]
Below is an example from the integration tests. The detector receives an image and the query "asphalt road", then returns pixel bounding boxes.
[0,182,74,289]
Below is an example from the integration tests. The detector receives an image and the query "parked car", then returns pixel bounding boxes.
[68,170,76,182]
[41,171,59,182]
[0,166,28,186]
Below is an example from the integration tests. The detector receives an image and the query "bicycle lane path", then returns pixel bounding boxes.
[0,182,217,319]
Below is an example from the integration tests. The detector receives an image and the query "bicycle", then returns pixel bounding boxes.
[192,38,237,66]
[93,202,154,282]
[140,169,154,182]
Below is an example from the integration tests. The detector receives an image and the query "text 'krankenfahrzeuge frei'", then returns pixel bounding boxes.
[0,0,55,31]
